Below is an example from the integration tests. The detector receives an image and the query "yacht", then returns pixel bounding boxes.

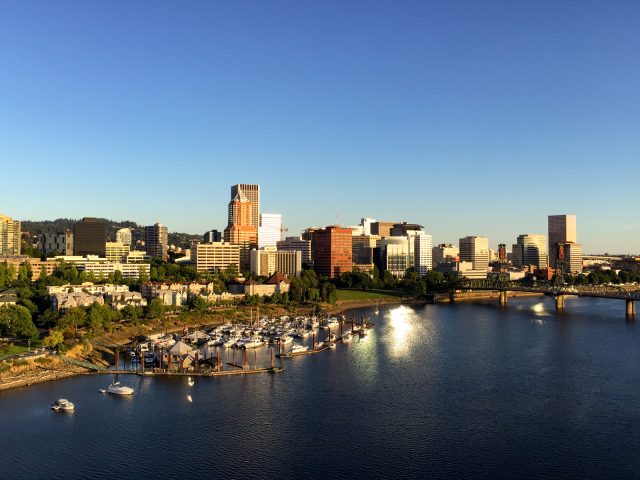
[106,381,134,395]
[291,343,309,354]
[51,399,75,411]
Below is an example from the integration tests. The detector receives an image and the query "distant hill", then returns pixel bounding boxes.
[21,218,202,249]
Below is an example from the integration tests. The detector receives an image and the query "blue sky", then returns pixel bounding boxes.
[1,1,638,253]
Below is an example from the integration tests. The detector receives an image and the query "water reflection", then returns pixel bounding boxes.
[386,305,415,358]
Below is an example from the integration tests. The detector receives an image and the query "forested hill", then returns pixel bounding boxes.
[21,218,201,249]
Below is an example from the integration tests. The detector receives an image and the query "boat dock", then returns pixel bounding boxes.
[94,366,284,377]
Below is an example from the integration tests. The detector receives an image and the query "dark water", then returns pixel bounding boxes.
[2,297,640,479]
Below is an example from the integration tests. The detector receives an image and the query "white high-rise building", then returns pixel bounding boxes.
[116,228,132,246]
[361,218,377,236]
[258,213,282,248]
[459,236,490,271]
[413,233,433,277]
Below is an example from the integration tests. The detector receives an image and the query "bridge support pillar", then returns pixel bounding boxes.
[498,290,508,306]
[555,295,565,311]
[627,300,635,316]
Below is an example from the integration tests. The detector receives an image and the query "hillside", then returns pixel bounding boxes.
[21,218,202,249]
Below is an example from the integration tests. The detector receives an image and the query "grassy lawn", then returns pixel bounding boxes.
[0,344,29,359]
[336,289,407,301]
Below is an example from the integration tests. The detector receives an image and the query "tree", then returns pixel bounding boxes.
[42,329,65,348]
[145,299,165,320]
[185,294,209,314]
[0,305,38,340]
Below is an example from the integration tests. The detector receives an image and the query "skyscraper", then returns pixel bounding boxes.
[73,218,106,257]
[224,187,258,270]
[0,212,21,256]
[413,232,433,277]
[144,223,168,261]
[231,184,260,229]
[459,236,490,271]
[548,214,579,269]
[258,213,282,248]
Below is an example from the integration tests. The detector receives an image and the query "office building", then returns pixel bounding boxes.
[437,261,488,279]
[352,234,380,268]
[258,213,282,248]
[144,223,168,261]
[432,244,459,267]
[73,218,106,257]
[557,242,583,274]
[512,234,547,269]
[0,213,21,256]
[115,228,132,246]
[250,246,302,277]
[277,236,312,266]
[203,229,222,243]
[361,218,377,236]
[38,231,73,256]
[54,255,150,280]
[105,242,131,262]
[459,236,490,271]
[413,232,433,276]
[377,236,410,277]
[192,242,241,273]
[548,214,577,268]
[311,226,352,278]
[370,221,397,237]
[231,184,260,229]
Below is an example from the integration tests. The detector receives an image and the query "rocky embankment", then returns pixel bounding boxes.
[0,344,105,392]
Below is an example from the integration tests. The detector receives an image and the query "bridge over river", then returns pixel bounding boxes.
[457,277,640,316]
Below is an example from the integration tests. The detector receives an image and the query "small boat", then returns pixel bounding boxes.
[106,381,134,395]
[328,342,337,349]
[98,388,106,394]
[186,395,192,403]
[51,399,74,411]
[342,332,353,343]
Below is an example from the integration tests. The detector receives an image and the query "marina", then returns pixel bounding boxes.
[107,313,375,375]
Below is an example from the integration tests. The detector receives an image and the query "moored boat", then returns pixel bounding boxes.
[51,399,74,411]
[106,381,134,395]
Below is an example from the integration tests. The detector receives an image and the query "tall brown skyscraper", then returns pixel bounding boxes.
[73,218,106,257]
[230,184,260,229]
[224,187,258,271]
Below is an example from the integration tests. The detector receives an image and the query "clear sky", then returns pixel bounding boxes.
[1,1,638,253]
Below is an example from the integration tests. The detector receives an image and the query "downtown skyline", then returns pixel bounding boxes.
[1,1,639,253]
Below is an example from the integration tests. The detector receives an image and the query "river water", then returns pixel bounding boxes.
[2,296,639,479]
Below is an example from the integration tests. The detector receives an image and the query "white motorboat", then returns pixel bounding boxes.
[106,381,134,395]
[342,332,353,343]
[51,399,75,411]
[291,343,309,354]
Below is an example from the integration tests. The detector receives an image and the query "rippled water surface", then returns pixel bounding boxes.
[2,297,640,479]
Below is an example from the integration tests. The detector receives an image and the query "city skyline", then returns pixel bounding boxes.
[1,2,639,253]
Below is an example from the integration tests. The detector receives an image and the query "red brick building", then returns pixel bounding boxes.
[311,226,353,278]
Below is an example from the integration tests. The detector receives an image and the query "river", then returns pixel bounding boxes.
[1,296,639,479]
